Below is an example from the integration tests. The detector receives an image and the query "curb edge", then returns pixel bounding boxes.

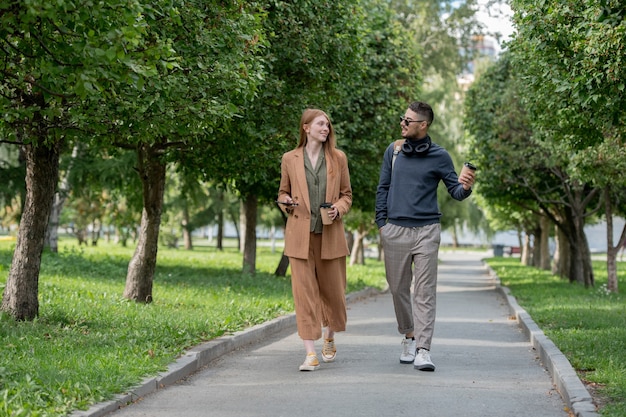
[484,262,599,417]
[69,286,382,417]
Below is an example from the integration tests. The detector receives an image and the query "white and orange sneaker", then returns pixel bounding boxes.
[299,353,320,371]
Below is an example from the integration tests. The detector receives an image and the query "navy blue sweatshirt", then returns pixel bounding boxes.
[375,140,472,229]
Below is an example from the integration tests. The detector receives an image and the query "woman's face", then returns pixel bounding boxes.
[304,115,330,145]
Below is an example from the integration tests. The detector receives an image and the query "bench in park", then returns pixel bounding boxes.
[506,246,521,256]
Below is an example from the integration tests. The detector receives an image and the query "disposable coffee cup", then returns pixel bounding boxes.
[460,162,477,178]
[320,203,333,225]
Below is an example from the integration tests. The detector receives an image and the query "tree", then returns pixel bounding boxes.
[507,0,626,288]
[465,52,551,267]
[330,0,422,263]
[393,0,490,244]
[466,47,611,287]
[209,0,369,274]
[573,139,626,292]
[0,0,175,320]
[94,1,266,302]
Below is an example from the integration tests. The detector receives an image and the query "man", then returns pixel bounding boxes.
[375,101,475,371]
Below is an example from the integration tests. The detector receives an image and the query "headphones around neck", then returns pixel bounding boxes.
[401,136,431,156]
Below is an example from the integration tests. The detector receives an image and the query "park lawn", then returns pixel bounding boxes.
[3,237,623,417]
[0,238,386,417]
[485,257,626,417]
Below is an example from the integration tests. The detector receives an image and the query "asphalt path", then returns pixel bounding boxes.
[76,252,597,417]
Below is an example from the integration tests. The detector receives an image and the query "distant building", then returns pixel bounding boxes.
[457,35,498,91]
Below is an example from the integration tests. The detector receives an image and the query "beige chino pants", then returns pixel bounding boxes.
[380,222,441,350]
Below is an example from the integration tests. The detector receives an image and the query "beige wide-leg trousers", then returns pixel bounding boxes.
[289,232,347,340]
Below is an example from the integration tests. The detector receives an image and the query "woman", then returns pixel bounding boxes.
[277,108,352,371]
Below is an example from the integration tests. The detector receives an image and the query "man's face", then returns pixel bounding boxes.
[400,109,427,140]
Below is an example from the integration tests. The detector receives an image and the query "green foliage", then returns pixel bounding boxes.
[470,0,625,285]
[208,0,369,201]
[507,0,626,197]
[402,0,487,235]
[485,257,626,417]
[0,144,24,227]
[58,145,142,245]
[510,0,626,141]
[0,0,176,138]
[464,52,545,232]
[331,0,422,212]
[0,238,386,415]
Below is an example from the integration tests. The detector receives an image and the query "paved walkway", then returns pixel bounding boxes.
[74,252,597,417]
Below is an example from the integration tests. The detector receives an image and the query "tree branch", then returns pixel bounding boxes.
[31,20,82,68]
[23,75,76,99]
[0,139,23,145]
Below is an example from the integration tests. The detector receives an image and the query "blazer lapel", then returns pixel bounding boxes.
[293,149,311,213]
[324,149,336,204]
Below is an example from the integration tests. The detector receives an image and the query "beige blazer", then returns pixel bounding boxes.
[278,147,352,260]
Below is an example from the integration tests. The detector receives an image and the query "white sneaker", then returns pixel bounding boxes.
[413,348,435,371]
[299,354,320,371]
[399,338,417,364]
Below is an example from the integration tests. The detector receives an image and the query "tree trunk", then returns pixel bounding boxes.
[569,233,594,287]
[521,232,532,266]
[2,141,60,320]
[216,192,224,251]
[604,187,623,293]
[123,144,166,303]
[516,229,523,251]
[543,181,596,287]
[90,219,101,246]
[560,204,594,287]
[539,214,551,270]
[242,193,257,274]
[229,204,240,249]
[552,224,570,278]
[45,194,63,253]
[239,203,246,253]
[182,204,193,250]
[45,144,79,253]
[275,253,290,276]
[450,223,459,248]
[530,224,541,268]
[350,226,365,266]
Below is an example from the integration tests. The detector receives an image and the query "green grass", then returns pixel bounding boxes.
[6,238,622,416]
[485,257,626,417]
[0,238,386,417]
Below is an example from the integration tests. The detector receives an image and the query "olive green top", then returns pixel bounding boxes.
[304,150,327,234]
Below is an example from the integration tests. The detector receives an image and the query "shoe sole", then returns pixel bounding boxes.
[414,364,435,371]
[322,356,336,363]
[399,358,415,364]
[299,365,320,371]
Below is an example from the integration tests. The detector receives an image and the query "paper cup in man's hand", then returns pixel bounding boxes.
[460,162,477,179]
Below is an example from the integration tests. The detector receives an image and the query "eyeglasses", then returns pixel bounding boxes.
[400,116,426,127]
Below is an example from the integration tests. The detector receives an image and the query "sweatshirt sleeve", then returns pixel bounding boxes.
[441,158,473,201]
[375,144,395,228]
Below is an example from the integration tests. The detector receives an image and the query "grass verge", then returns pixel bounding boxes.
[0,238,386,416]
[485,257,626,417]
